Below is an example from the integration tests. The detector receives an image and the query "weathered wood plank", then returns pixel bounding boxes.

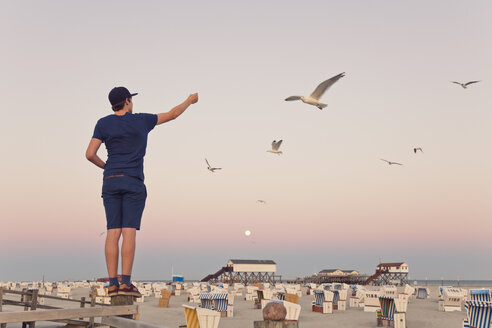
[2,290,105,305]
[101,316,170,328]
[0,305,138,323]
[0,290,6,328]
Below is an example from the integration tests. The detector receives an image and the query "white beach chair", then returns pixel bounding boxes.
[364,290,382,312]
[440,288,464,312]
[183,304,221,328]
[312,289,334,314]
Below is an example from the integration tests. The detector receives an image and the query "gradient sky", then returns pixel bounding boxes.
[1,0,491,282]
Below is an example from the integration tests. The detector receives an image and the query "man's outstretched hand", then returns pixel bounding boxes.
[188,93,198,104]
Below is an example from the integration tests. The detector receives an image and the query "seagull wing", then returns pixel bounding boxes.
[380,159,390,163]
[464,81,480,86]
[451,81,462,85]
[273,140,283,150]
[309,72,345,100]
[205,158,211,168]
[285,96,302,101]
[393,162,403,165]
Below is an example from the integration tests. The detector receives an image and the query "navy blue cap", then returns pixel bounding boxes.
[108,87,138,105]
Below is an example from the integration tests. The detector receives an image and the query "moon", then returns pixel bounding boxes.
[244,230,251,237]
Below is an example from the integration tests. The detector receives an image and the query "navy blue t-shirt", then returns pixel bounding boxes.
[92,112,158,181]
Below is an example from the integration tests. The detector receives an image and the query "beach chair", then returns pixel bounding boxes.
[183,304,221,328]
[199,293,214,309]
[312,289,334,314]
[285,292,299,304]
[211,293,228,316]
[440,288,464,312]
[470,290,492,302]
[378,296,407,328]
[463,301,492,328]
[159,289,172,308]
[364,290,382,312]
[227,293,235,317]
[255,290,264,309]
[383,286,398,298]
[439,286,453,299]
[416,287,429,299]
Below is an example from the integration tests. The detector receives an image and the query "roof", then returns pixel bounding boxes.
[228,259,276,265]
[377,262,406,267]
[319,269,358,274]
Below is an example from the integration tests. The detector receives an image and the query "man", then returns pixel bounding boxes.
[86,87,198,297]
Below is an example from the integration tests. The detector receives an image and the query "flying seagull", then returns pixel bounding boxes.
[413,147,423,153]
[267,140,283,155]
[451,81,480,89]
[285,72,345,110]
[257,200,266,204]
[99,231,106,237]
[381,159,403,166]
[205,158,222,172]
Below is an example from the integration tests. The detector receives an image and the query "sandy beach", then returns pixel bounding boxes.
[1,285,476,328]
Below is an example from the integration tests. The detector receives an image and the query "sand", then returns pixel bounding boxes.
[1,285,472,328]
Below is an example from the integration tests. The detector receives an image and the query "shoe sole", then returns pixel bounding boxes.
[118,290,142,297]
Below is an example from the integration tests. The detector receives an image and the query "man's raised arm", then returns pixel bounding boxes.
[157,93,198,125]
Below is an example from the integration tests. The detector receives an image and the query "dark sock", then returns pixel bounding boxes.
[109,277,119,287]
[121,275,131,286]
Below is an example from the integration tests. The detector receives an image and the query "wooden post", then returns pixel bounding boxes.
[28,289,38,328]
[79,297,85,320]
[89,297,96,328]
[0,288,6,328]
[22,289,31,328]
[111,296,134,319]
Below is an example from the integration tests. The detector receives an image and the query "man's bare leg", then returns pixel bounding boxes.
[121,228,136,276]
[105,228,122,277]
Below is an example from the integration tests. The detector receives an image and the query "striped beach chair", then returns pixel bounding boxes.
[464,301,492,328]
[379,296,396,322]
[312,290,334,314]
[470,290,492,302]
[416,287,429,299]
[199,293,214,309]
[211,293,228,312]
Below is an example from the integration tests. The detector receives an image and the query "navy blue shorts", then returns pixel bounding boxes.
[102,176,147,230]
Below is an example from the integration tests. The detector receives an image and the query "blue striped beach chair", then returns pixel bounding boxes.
[275,291,286,301]
[416,287,429,299]
[312,290,334,313]
[379,296,396,322]
[470,290,492,302]
[199,293,214,309]
[313,290,325,308]
[464,301,492,328]
[211,293,228,312]
[332,290,340,307]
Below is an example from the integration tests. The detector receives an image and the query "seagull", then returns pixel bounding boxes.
[257,200,266,204]
[381,159,403,166]
[285,72,345,109]
[451,81,481,89]
[267,140,283,155]
[99,231,106,237]
[205,158,222,172]
[413,147,423,153]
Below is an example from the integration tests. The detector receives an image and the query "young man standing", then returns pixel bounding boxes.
[86,87,198,296]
